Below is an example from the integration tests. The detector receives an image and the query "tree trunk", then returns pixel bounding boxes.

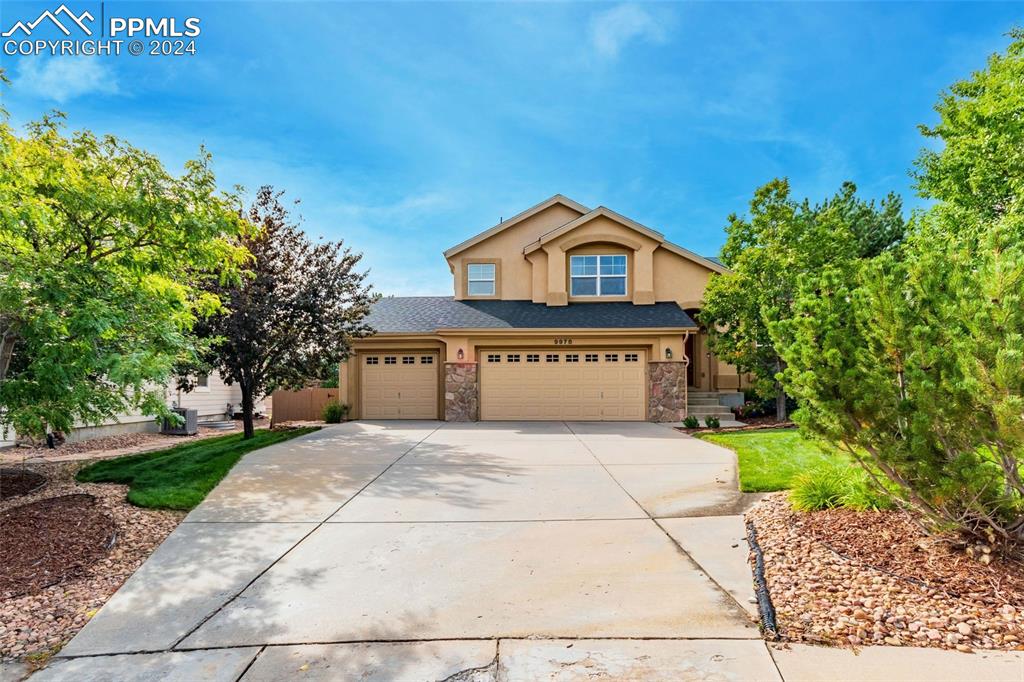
[0,325,16,384]
[241,384,255,439]
[776,387,788,421]
[774,357,788,421]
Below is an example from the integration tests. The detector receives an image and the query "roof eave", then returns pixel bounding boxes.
[443,194,590,259]
[659,242,731,273]
[432,325,698,334]
[523,206,666,254]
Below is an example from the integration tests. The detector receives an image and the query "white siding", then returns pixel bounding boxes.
[1,371,268,447]
[167,371,267,419]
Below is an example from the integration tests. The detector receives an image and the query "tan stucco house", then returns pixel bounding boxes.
[340,195,743,422]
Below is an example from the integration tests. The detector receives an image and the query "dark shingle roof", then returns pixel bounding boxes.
[365,297,697,333]
[706,256,725,267]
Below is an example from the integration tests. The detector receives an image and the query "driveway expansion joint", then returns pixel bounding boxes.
[169,422,446,651]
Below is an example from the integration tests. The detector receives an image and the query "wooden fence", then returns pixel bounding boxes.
[270,388,340,424]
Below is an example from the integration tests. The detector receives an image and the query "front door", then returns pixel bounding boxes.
[684,334,697,387]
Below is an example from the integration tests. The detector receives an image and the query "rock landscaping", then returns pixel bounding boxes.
[746,494,1024,652]
[0,420,270,465]
[0,462,182,666]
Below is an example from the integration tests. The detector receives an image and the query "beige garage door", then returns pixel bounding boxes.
[361,353,438,419]
[481,350,646,421]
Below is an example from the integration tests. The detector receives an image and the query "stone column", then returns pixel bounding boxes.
[647,360,688,422]
[444,362,479,422]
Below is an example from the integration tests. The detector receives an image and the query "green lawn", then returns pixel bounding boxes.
[698,428,848,492]
[77,427,319,510]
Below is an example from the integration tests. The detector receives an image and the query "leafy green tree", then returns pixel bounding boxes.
[0,113,247,439]
[700,180,903,420]
[193,186,376,438]
[915,27,1024,220]
[774,29,1024,547]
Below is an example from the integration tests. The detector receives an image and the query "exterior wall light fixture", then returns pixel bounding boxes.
[665,348,673,359]
[457,348,465,360]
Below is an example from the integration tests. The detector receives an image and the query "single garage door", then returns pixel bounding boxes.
[481,349,646,421]
[361,353,439,419]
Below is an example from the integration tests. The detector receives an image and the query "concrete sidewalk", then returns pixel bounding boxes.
[34,421,1024,681]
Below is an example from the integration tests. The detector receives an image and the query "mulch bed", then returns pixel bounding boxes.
[0,468,47,501]
[746,494,1024,651]
[0,494,115,598]
[678,418,796,435]
[0,462,183,663]
[800,507,1024,607]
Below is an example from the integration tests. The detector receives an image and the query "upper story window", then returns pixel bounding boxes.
[570,254,627,296]
[467,263,496,296]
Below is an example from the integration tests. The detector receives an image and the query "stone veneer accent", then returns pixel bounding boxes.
[444,362,479,422]
[647,360,688,422]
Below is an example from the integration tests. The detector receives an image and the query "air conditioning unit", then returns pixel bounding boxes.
[162,408,198,435]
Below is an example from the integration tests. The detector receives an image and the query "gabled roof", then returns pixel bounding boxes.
[365,297,697,333]
[443,194,590,259]
[522,205,729,274]
[523,206,665,253]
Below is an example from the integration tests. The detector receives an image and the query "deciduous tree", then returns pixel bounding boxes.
[0,112,246,439]
[194,186,376,438]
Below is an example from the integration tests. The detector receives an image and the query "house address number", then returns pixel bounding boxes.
[553,338,573,345]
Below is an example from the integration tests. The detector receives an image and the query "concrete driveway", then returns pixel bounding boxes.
[40,421,774,680]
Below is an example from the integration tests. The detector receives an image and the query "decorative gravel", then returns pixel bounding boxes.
[746,494,1024,652]
[0,462,183,664]
[3,419,270,463]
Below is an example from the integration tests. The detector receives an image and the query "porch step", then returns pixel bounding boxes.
[198,420,237,431]
[686,405,735,416]
[687,397,723,406]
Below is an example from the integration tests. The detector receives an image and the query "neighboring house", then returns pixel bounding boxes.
[339,194,744,422]
[0,371,268,446]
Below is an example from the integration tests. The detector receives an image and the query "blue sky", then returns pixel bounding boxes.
[1,2,1019,295]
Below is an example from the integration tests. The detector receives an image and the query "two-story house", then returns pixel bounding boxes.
[339,195,743,422]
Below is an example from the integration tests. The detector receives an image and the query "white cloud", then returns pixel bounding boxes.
[14,57,119,103]
[588,4,667,60]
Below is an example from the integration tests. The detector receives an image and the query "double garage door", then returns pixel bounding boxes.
[361,353,439,419]
[360,349,647,421]
[481,349,646,421]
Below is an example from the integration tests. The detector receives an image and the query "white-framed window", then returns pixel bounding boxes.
[366,356,379,365]
[467,263,496,296]
[195,373,210,392]
[570,254,627,296]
